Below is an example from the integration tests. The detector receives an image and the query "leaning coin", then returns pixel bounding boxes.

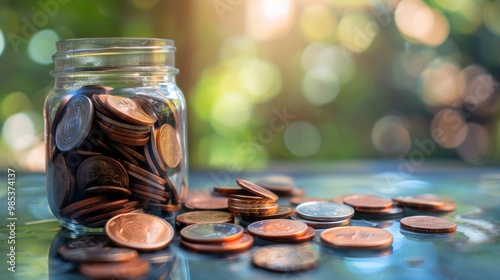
[392,195,444,209]
[76,156,129,193]
[180,233,254,254]
[58,245,138,262]
[252,244,318,272]
[320,226,393,250]
[343,194,394,211]
[296,201,354,221]
[247,219,308,239]
[79,258,150,280]
[400,216,457,234]
[156,124,182,168]
[180,223,244,243]
[55,95,94,152]
[105,213,174,251]
[236,179,279,202]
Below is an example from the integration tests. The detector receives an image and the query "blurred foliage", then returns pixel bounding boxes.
[0,0,499,172]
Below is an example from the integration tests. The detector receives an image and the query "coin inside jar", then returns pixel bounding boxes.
[320,226,393,250]
[55,95,94,152]
[252,244,319,272]
[180,223,244,243]
[400,215,457,233]
[105,213,174,251]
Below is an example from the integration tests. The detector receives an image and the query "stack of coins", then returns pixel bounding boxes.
[58,240,150,279]
[226,179,280,218]
[175,211,234,231]
[292,201,354,229]
[179,223,254,253]
[342,194,404,219]
[247,219,316,243]
[47,85,184,228]
[392,194,457,212]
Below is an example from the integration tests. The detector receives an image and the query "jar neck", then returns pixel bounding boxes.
[51,38,178,88]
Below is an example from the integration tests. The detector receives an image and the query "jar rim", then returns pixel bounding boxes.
[55,37,174,49]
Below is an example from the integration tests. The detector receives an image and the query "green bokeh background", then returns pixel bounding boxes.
[0,0,499,171]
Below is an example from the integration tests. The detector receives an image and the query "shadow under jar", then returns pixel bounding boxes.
[44,38,188,232]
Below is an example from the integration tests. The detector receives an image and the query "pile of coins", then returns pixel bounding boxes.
[292,201,354,229]
[47,85,184,228]
[179,223,254,253]
[226,179,280,217]
[392,194,457,212]
[342,194,404,219]
[247,218,316,243]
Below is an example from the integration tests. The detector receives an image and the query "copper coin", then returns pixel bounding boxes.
[320,226,393,249]
[156,124,182,168]
[84,186,132,197]
[247,219,308,239]
[400,215,457,233]
[55,95,94,151]
[149,203,182,211]
[236,179,279,202]
[260,226,316,243]
[94,103,150,132]
[131,188,168,203]
[59,196,107,217]
[296,201,354,221]
[252,244,318,272]
[290,197,328,206]
[131,183,170,198]
[392,195,445,209]
[404,194,456,212]
[76,156,128,192]
[241,206,295,222]
[105,213,174,250]
[228,193,271,201]
[127,170,165,191]
[79,257,150,280]
[227,201,276,208]
[213,186,247,195]
[58,245,138,262]
[176,211,234,227]
[143,143,161,176]
[70,199,129,220]
[229,204,278,216]
[343,194,394,210]
[355,206,404,219]
[52,153,74,209]
[290,214,351,229]
[105,132,150,146]
[228,197,274,205]
[84,206,136,224]
[105,95,156,126]
[147,128,168,172]
[180,233,254,254]
[180,223,244,243]
[122,161,167,186]
[184,197,228,211]
[254,175,295,195]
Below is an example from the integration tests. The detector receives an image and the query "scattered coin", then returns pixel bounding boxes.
[400,215,457,233]
[291,214,351,229]
[247,219,308,239]
[184,197,228,211]
[343,194,394,211]
[79,257,150,280]
[252,244,318,272]
[320,226,393,250]
[105,213,174,251]
[58,245,138,263]
[395,194,456,212]
[296,201,354,222]
[266,226,316,243]
[175,211,234,231]
[180,223,244,243]
[180,233,254,254]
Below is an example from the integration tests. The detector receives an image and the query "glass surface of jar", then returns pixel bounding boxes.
[44,38,188,232]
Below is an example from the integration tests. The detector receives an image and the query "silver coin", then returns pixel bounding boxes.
[55,95,94,151]
[290,214,351,229]
[296,201,354,222]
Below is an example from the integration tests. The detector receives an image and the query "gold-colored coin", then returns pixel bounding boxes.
[105,95,157,126]
[157,124,181,168]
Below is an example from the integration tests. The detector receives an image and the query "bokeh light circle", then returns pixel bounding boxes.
[238,58,281,103]
[299,5,337,42]
[0,28,5,57]
[430,109,468,149]
[211,92,252,129]
[456,123,492,165]
[2,112,37,150]
[301,67,340,106]
[284,121,321,157]
[371,115,411,156]
[27,29,59,64]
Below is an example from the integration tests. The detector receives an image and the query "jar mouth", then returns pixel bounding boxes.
[52,38,177,77]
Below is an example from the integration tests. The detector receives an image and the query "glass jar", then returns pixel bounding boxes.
[45,38,188,232]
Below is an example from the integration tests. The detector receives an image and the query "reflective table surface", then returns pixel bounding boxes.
[1,161,499,280]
